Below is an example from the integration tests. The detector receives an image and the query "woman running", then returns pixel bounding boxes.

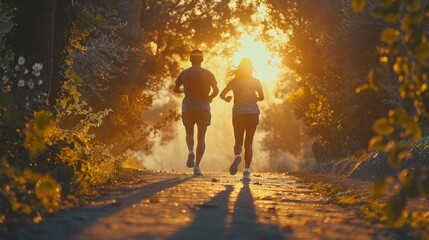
[220,58,264,181]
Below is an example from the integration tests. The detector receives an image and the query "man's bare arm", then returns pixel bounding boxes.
[173,83,184,93]
[208,83,219,101]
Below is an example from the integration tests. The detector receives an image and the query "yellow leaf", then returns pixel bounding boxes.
[368,136,386,151]
[373,118,394,135]
[352,0,366,12]
[381,28,400,45]
[388,145,401,168]
[35,175,61,211]
[379,56,389,63]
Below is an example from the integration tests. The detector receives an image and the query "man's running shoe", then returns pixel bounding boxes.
[229,155,241,175]
[243,169,251,181]
[186,153,195,168]
[194,166,203,176]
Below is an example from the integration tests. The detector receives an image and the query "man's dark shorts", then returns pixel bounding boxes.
[182,111,211,126]
[233,113,259,127]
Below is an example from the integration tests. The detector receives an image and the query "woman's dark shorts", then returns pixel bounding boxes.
[182,111,211,126]
[233,113,259,127]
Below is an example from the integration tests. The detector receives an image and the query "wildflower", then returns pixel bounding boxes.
[24,69,29,75]
[18,56,25,65]
[32,63,43,71]
[32,63,43,77]
[27,79,34,89]
[15,65,20,71]
[17,79,25,87]
[2,75,9,83]
[38,79,43,85]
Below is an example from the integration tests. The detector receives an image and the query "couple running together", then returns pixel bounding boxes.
[174,49,264,181]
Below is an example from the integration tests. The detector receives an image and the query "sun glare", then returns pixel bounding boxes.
[232,34,283,88]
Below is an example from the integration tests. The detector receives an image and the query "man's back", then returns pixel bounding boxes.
[176,66,216,112]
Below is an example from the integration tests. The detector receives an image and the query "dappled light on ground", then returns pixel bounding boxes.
[6,172,389,240]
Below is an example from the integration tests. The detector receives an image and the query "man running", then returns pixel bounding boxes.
[174,49,219,176]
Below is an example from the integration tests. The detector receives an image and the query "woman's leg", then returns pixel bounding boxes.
[243,124,257,168]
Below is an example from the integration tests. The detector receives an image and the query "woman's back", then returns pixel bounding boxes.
[228,77,262,115]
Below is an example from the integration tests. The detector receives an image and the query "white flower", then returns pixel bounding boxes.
[24,69,29,75]
[32,63,43,71]
[17,79,25,87]
[38,79,43,85]
[32,63,43,77]
[18,56,25,65]
[15,65,20,71]
[2,75,9,83]
[27,79,34,89]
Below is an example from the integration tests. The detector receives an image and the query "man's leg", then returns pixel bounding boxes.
[184,124,195,168]
[185,124,195,152]
[195,124,207,167]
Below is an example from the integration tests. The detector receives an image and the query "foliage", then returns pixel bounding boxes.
[267,0,400,163]
[69,3,129,101]
[0,57,58,226]
[352,0,429,226]
[0,55,122,228]
[307,180,429,238]
[0,2,127,228]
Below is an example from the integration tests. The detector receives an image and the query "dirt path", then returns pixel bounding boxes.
[2,172,398,240]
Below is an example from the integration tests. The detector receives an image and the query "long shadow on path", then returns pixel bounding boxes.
[167,182,286,240]
[167,185,234,240]
[69,176,195,238]
[4,175,194,240]
[229,183,286,240]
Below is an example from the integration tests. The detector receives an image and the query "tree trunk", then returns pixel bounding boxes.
[10,0,69,105]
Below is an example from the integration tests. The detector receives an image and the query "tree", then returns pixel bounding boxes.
[9,0,70,104]
[266,0,401,162]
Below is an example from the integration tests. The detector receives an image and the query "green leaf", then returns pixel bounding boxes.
[373,118,394,135]
[352,0,366,12]
[34,111,52,133]
[373,1,402,23]
[407,0,421,12]
[381,28,400,45]
[380,0,395,8]
[401,12,424,32]
[24,111,55,157]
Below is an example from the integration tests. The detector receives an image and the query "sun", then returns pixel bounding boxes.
[232,34,283,88]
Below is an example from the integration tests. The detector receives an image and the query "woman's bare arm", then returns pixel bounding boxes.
[256,82,264,101]
[220,84,233,102]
